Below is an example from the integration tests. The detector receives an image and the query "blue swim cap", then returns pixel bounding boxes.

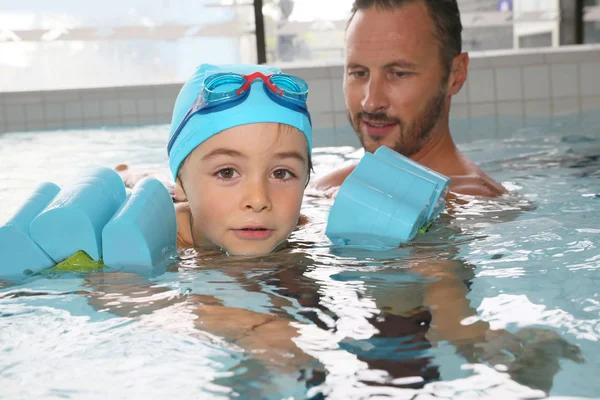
[168,63,313,179]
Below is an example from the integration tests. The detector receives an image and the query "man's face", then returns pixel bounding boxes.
[344,2,450,156]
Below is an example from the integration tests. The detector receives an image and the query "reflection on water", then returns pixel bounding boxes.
[1,123,599,399]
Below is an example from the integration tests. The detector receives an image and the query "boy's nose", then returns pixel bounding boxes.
[242,179,272,212]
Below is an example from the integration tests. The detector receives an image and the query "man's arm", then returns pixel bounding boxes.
[310,162,356,195]
[449,174,507,198]
[311,164,506,199]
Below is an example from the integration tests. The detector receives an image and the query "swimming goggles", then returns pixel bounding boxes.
[167,71,311,155]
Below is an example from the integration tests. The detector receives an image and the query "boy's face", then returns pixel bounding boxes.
[176,123,309,256]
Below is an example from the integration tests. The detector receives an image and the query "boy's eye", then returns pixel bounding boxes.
[272,169,295,180]
[217,168,239,179]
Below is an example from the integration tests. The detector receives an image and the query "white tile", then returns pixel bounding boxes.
[45,121,65,130]
[82,118,104,128]
[4,92,43,105]
[331,78,346,113]
[550,64,578,98]
[156,113,172,124]
[5,104,26,124]
[470,103,495,118]
[119,99,137,116]
[333,112,351,130]
[44,90,80,103]
[0,105,6,132]
[26,121,47,131]
[311,127,337,148]
[523,65,550,100]
[25,103,45,121]
[581,96,600,112]
[137,113,158,125]
[450,104,469,119]
[488,52,546,68]
[495,68,522,101]
[155,97,175,115]
[102,114,121,126]
[468,56,494,70]
[44,103,64,122]
[6,122,27,132]
[545,47,600,64]
[101,100,119,118]
[63,119,83,129]
[580,62,600,96]
[310,112,335,130]
[467,69,495,103]
[336,130,360,147]
[552,97,580,116]
[82,100,101,118]
[154,84,181,100]
[64,102,83,120]
[80,87,117,101]
[136,98,155,116]
[497,101,524,116]
[120,116,138,126]
[306,79,333,114]
[525,100,551,117]
[328,65,344,80]
[115,86,154,100]
[281,65,330,80]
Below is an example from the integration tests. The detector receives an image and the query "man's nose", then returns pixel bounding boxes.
[242,178,272,212]
[361,76,389,113]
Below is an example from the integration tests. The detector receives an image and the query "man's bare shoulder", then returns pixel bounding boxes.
[448,172,507,198]
[310,162,357,194]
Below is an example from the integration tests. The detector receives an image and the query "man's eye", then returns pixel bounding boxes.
[392,71,410,78]
[349,70,367,78]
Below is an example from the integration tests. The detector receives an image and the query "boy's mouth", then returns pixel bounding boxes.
[233,226,274,240]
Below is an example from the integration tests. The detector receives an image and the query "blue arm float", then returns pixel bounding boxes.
[29,167,127,262]
[325,146,450,250]
[374,146,450,222]
[0,182,60,276]
[102,177,177,271]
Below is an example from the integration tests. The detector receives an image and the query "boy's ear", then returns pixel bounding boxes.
[174,178,188,202]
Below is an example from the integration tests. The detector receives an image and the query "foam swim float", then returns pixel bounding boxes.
[0,166,177,279]
[325,146,450,250]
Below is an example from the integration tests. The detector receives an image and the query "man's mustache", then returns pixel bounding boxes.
[356,111,400,125]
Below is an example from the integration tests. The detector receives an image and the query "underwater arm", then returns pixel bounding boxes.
[414,260,490,344]
[414,259,583,393]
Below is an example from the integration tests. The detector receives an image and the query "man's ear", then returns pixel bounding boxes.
[174,178,188,202]
[447,52,469,96]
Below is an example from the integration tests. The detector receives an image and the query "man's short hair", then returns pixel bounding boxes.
[348,0,463,77]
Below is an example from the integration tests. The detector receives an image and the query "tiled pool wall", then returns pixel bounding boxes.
[0,44,599,147]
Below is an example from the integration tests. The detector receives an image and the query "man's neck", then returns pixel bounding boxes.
[410,126,462,176]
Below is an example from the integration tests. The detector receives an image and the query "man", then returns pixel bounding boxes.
[313,0,506,198]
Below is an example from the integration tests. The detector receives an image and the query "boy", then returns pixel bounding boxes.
[121,63,313,255]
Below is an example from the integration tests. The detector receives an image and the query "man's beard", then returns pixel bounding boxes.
[348,85,447,157]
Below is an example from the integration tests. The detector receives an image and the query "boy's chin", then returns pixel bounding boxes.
[223,240,289,257]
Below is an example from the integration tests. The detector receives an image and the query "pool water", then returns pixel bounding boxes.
[0,116,599,400]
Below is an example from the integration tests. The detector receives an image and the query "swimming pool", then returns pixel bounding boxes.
[0,113,599,399]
